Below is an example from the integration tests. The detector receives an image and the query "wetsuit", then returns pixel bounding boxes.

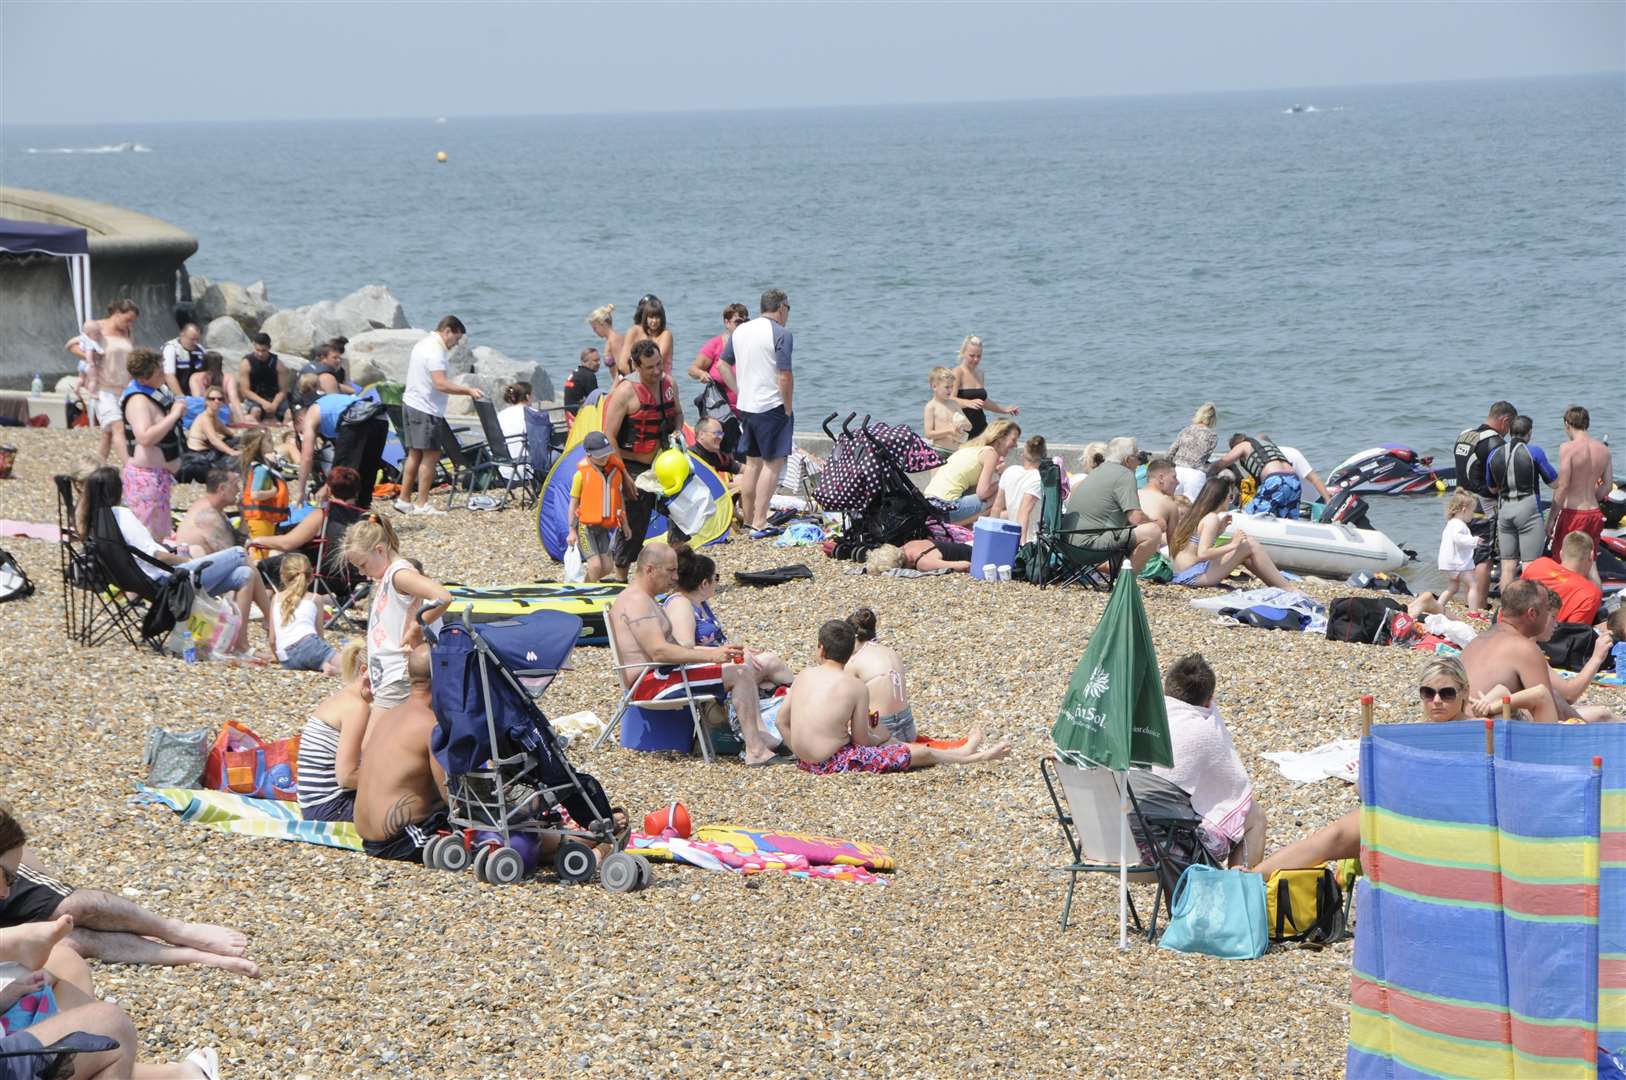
[244,351,287,418]
[1453,424,1505,566]
[1492,439,1555,564]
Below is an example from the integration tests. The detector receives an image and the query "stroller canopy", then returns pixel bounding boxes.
[430,609,582,778]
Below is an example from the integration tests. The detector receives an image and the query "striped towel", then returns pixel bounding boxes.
[137,785,361,851]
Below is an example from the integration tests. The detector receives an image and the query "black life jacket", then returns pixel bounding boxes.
[1493,440,1539,499]
[244,351,282,402]
[164,338,207,388]
[1453,424,1504,497]
[120,382,183,462]
[614,377,678,457]
[1239,437,1289,480]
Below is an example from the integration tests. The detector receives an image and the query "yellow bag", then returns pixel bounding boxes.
[1265,867,1346,944]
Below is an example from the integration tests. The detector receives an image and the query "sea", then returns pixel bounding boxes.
[4,73,1622,577]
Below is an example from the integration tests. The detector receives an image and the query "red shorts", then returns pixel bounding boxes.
[1548,507,1604,557]
[630,663,725,703]
[797,741,913,775]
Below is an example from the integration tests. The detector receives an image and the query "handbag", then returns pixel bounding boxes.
[1157,864,1269,960]
[1264,867,1346,944]
[203,721,300,801]
[143,727,212,787]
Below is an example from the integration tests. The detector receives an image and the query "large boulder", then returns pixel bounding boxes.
[343,328,473,387]
[264,286,411,360]
[204,316,252,358]
[245,280,269,303]
[194,280,276,335]
[445,345,556,413]
[187,274,211,302]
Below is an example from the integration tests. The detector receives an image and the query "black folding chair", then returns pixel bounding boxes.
[471,398,534,509]
[0,1029,121,1077]
[433,418,503,510]
[1021,459,1133,590]
[87,508,200,652]
[55,474,95,644]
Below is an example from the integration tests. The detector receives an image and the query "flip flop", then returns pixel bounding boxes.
[749,526,783,539]
[185,1048,220,1080]
[745,754,795,767]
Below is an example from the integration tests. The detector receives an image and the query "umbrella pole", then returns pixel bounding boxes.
[1119,775,1129,951]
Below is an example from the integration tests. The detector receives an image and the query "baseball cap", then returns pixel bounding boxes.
[583,431,613,460]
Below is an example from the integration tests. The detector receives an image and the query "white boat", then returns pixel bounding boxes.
[1225,513,1407,578]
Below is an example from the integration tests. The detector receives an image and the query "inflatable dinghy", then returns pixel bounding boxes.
[1227,513,1407,577]
[447,581,625,645]
[1327,445,1451,496]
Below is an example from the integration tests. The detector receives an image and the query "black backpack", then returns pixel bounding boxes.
[1326,596,1406,644]
[0,547,33,603]
[1540,623,1598,672]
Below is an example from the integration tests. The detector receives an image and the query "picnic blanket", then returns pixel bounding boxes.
[137,785,362,851]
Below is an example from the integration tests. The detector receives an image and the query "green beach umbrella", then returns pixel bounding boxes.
[1052,568,1173,771]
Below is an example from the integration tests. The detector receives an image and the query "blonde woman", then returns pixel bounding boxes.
[922,419,1021,523]
[1079,441,1109,474]
[272,553,338,673]
[587,304,624,379]
[1168,403,1219,469]
[296,642,373,823]
[949,335,1018,440]
[342,514,451,715]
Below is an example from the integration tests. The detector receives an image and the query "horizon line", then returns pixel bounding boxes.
[2,68,1620,129]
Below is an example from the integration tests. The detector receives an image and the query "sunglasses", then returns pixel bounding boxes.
[207,395,224,402]
[1418,686,1459,703]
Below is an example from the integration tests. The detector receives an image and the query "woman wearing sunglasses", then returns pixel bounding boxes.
[1251,656,1469,879]
[177,388,240,483]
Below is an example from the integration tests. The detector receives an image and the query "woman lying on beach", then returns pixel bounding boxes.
[1251,656,1469,879]
[296,643,373,823]
[865,539,973,574]
[1166,474,1293,589]
[663,549,792,693]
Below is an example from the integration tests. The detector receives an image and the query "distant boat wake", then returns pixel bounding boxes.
[1281,105,1348,115]
[25,142,153,154]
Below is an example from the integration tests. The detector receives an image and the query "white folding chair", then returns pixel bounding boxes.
[594,624,718,764]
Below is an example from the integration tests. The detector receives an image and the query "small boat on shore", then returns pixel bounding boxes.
[1227,513,1408,578]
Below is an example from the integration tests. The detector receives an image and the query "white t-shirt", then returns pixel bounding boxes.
[367,557,421,691]
[1438,518,1476,572]
[497,403,529,480]
[996,465,1043,539]
[403,333,449,416]
[1279,446,1315,482]
[1174,466,1207,502]
[721,315,793,414]
[113,507,170,582]
[273,593,320,660]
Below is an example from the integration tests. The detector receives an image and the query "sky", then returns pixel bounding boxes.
[2,1,1622,125]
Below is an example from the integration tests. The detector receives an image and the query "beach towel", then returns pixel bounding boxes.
[1152,698,1256,847]
[136,785,362,851]
[1260,738,1361,785]
[626,832,889,884]
[1190,587,1327,634]
[0,520,60,543]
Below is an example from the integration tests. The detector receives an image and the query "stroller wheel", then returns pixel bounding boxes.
[439,836,472,873]
[600,851,641,894]
[554,839,597,885]
[632,854,653,890]
[422,835,449,871]
[471,845,493,882]
[484,847,527,886]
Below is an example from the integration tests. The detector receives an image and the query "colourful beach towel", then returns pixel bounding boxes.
[627,824,894,884]
[1348,730,1603,1077]
[137,785,362,851]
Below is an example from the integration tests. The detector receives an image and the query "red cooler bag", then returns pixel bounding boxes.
[202,721,300,802]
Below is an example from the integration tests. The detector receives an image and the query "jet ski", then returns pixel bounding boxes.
[1599,534,1626,596]
[1327,445,1452,496]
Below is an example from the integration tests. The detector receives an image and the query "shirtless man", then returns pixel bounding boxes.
[355,647,448,862]
[1549,405,1612,576]
[607,543,779,764]
[778,620,1009,774]
[1209,434,1302,518]
[172,468,239,555]
[1137,458,1182,540]
[1460,579,1615,724]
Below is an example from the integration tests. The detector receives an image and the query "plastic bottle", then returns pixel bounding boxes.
[178,627,197,664]
[29,373,43,398]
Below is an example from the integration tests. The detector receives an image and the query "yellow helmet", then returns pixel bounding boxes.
[653,448,691,497]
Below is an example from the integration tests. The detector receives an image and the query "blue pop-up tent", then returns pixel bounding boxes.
[0,218,94,332]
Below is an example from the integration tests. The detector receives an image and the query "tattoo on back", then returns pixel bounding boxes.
[383,793,419,836]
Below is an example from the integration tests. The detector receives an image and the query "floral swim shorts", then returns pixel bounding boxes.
[797,741,913,775]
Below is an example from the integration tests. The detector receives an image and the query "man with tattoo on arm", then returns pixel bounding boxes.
[355,647,449,861]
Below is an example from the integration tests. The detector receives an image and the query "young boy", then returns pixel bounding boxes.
[568,431,636,582]
[922,366,971,454]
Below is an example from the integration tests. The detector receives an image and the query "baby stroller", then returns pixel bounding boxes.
[814,412,945,562]
[424,608,651,892]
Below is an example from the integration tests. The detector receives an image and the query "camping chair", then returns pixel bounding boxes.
[55,473,96,644]
[521,405,562,508]
[86,508,199,653]
[1041,756,1214,940]
[311,498,369,629]
[1023,459,1133,590]
[433,419,503,511]
[594,624,719,764]
[0,1030,121,1073]
[472,398,530,509]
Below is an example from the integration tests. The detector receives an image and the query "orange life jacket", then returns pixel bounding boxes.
[615,377,678,457]
[241,464,290,523]
[574,458,628,527]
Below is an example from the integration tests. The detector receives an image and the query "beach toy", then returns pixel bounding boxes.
[643,800,692,839]
[435,151,448,163]
[653,448,691,496]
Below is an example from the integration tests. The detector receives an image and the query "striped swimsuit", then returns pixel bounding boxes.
[296,716,355,822]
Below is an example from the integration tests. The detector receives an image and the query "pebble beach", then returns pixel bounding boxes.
[2,426,1619,1079]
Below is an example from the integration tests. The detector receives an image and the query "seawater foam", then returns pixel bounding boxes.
[25,142,153,154]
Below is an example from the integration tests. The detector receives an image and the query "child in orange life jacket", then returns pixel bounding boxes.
[568,431,638,583]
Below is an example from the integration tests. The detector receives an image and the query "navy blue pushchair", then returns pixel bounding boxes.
[425,608,650,892]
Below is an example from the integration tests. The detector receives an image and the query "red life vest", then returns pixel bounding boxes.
[615,377,678,457]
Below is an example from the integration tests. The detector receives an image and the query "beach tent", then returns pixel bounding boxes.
[1352,722,1619,1066]
[1050,568,1173,949]
[536,401,732,560]
[0,218,93,332]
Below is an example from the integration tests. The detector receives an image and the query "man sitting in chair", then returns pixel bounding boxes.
[355,646,448,862]
[1060,436,1163,572]
[607,542,781,765]
[1141,653,1265,868]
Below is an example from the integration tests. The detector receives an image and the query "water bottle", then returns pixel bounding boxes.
[29,373,43,398]
[178,627,197,664]
[1612,641,1626,677]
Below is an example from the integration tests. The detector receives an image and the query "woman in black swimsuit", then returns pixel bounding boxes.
[950,335,1018,440]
